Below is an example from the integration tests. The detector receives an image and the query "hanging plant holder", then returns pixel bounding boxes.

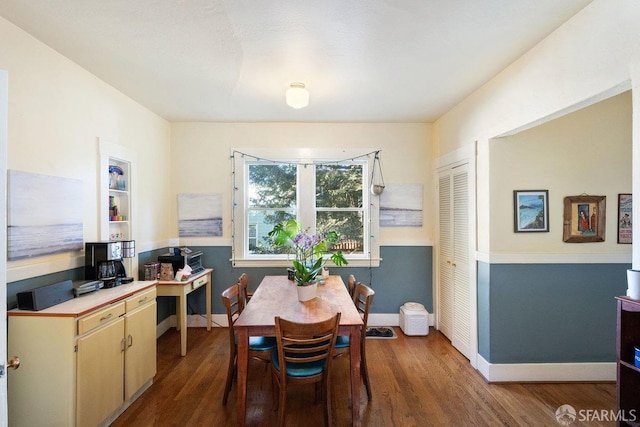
[370,151,385,196]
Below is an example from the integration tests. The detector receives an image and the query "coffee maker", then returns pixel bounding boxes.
[85,241,135,288]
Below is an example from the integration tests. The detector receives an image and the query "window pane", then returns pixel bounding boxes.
[249,164,297,208]
[317,211,364,255]
[316,164,363,208]
[248,209,295,254]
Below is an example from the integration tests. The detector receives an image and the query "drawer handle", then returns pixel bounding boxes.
[100,313,113,322]
[138,296,148,304]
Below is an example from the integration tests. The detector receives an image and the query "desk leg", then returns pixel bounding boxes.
[237,328,249,426]
[179,293,188,356]
[206,273,212,331]
[350,327,361,426]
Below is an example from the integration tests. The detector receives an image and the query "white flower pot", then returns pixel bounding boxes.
[297,283,318,302]
[627,269,640,300]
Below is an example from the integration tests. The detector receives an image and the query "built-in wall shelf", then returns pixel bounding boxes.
[98,138,138,280]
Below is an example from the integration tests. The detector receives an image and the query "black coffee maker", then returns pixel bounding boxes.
[85,241,135,288]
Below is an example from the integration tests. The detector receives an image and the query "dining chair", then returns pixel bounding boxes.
[271,312,341,427]
[221,283,276,405]
[347,274,357,299]
[334,282,375,401]
[237,273,253,304]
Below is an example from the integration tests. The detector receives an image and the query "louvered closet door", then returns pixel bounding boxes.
[438,172,453,339]
[451,167,471,359]
[437,164,471,360]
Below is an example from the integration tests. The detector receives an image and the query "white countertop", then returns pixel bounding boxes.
[8,280,158,318]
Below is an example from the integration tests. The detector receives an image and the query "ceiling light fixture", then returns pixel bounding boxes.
[286,82,309,109]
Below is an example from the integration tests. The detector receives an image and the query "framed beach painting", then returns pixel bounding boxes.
[7,170,83,260]
[177,193,222,237]
[513,190,549,233]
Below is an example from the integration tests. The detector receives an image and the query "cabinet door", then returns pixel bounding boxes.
[77,317,125,427]
[124,301,157,400]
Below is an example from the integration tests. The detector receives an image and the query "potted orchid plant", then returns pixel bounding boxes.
[269,219,348,300]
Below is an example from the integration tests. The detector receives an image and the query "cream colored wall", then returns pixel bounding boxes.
[434,0,640,156]
[170,122,433,246]
[490,91,631,255]
[433,0,640,258]
[0,17,172,281]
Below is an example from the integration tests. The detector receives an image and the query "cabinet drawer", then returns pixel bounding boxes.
[191,275,208,291]
[78,301,125,335]
[125,287,156,312]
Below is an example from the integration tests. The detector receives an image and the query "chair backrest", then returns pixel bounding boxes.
[221,283,245,330]
[347,274,357,299]
[353,283,375,329]
[237,273,251,304]
[274,312,341,377]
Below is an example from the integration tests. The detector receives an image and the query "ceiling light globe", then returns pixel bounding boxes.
[286,83,309,109]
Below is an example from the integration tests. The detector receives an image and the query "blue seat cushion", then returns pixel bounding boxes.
[249,336,277,351]
[334,335,350,348]
[271,350,326,377]
[234,334,277,351]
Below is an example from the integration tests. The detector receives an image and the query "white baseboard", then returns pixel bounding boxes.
[476,354,616,382]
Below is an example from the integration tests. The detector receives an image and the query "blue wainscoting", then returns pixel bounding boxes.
[6,246,433,326]
[478,261,629,364]
[139,245,433,324]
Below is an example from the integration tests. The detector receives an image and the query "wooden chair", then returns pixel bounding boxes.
[347,274,357,299]
[334,282,375,401]
[237,273,253,304]
[271,313,341,427]
[221,283,276,405]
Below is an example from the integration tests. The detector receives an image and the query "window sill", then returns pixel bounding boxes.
[230,258,381,268]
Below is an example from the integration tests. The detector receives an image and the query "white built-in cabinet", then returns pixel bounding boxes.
[7,283,156,427]
[437,164,472,360]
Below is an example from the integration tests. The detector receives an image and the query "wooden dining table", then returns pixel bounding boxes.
[234,275,364,426]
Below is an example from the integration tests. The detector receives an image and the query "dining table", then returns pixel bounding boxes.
[234,275,364,426]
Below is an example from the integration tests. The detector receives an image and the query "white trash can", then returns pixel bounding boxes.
[399,302,429,336]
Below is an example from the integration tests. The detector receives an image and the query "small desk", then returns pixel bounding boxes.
[235,275,363,426]
[157,268,213,356]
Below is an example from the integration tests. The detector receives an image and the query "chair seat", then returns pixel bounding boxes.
[335,335,350,348]
[271,351,326,377]
[234,334,277,351]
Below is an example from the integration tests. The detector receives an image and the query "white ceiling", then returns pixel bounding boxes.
[0,0,592,123]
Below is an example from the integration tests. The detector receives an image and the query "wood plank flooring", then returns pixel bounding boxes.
[111,327,616,427]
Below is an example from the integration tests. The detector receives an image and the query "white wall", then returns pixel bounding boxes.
[490,91,632,256]
[433,0,640,257]
[0,16,173,281]
[170,122,433,246]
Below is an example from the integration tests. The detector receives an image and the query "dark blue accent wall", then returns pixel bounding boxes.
[478,261,628,364]
[7,245,433,325]
[141,245,433,323]
[6,267,85,310]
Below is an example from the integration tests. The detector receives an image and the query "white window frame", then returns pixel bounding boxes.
[232,148,380,268]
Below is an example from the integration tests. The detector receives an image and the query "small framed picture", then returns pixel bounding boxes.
[513,190,549,233]
[562,195,606,243]
[618,193,632,244]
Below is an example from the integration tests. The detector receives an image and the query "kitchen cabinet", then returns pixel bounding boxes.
[8,282,157,427]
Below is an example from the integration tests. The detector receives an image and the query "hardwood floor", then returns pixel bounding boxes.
[111,327,616,427]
